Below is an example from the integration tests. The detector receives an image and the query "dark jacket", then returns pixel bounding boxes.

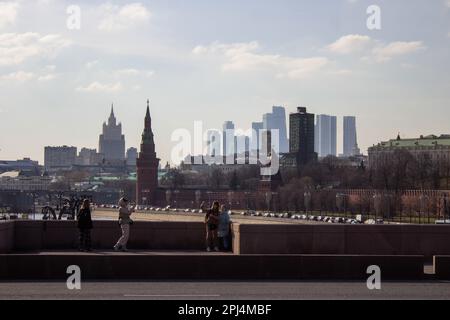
[77,208,93,230]
[205,209,219,226]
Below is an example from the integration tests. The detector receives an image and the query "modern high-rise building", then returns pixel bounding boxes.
[136,100,160,205]
[315,114,337,158]
[223,121,235,157]
[234,135,250,155]
[289,107,317,166]
[99,105,125,163]
[251,122,263,152]
[206,130,221,157]
[44,146,77,172]
[263,106,289,153]
[343,116,360,157]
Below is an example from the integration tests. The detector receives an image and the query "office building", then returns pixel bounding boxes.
[343,116,360,157]
[315,114,337,157]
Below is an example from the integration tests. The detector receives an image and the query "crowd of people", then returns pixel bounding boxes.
[75,198,232,253]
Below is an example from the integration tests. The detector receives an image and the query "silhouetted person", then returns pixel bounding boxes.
[77,199,93,252]
[205,201,220,252]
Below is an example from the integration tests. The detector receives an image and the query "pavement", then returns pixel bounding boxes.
[0,281,450,300]
[92,209,319,225]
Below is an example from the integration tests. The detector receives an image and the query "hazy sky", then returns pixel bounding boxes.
[0,0,449,165]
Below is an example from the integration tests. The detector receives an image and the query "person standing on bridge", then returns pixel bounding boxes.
[204,201,220,252]
[77,199,93,252]
[218,205,231,251]
[114,197,135,252]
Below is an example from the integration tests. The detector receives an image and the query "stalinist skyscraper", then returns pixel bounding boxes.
[136,100,160,205]
[99,105,126,162]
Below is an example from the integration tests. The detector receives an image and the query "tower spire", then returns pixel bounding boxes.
[108,103,116,125]
[136,98,160,206]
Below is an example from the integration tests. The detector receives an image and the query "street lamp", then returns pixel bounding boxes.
[304,190,311,219]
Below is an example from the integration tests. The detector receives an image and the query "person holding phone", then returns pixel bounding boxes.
[204,201,220,252]
[113,197,135,252]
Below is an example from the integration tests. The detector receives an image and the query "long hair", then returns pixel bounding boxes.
[81,199,90,210]
[118,197,129,208]
[211,201,220,213]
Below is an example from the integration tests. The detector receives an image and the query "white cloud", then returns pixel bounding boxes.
[327,34,372,54]
[37,74,56,81]
[0,71,34,82]
[0,32,71,66]
[98,3,151,32]
[193,41,329,79]
[85,60,99,69]
[331,69,353,76]
[327,34,425,63]
[76,81,123,93]
[446,0,450,8]
[373,41,425,62]
[0,2,19,29]
[117,68,154,77]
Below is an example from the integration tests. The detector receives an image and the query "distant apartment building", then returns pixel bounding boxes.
[369,134,450,167]
[44,146,77,172]
[343,116,361,157]
[315,114,337,158]
[0,171,52,191]
[286,107,317,166]
[126,147,138,166]
[76,148,104,166]
[0,158,40,175]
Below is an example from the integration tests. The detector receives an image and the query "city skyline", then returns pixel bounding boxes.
[0,0,449,165]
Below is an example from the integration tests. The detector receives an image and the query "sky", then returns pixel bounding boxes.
[0,0,449,165]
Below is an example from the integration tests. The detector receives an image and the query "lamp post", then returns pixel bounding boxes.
[445,194,450,224]
[419,194,425,225]
[304,190,311,219]
[174,190,180,209]
[272,192,278,213]
[265,192,272,212]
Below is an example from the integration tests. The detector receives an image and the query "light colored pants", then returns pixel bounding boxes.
[115,224,130,248]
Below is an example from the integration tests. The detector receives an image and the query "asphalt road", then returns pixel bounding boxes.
[1,281,450,300]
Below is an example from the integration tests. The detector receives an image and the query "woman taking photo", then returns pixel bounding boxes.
[204,201,220,252]
[113,197,135,252]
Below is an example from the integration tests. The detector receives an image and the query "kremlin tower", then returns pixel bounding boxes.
[136,100,160,205]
